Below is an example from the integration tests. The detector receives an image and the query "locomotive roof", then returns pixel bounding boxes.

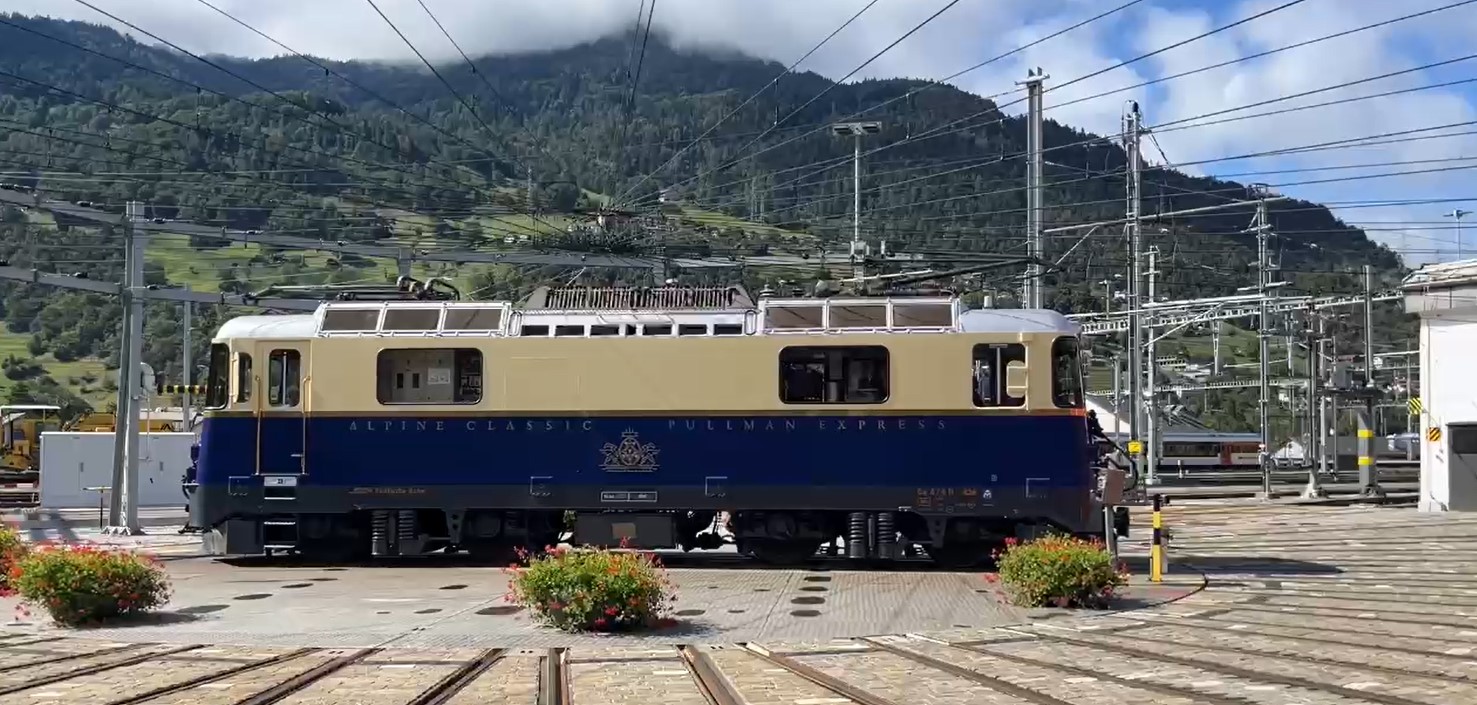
[213,301,1081,341]
[213,314,318,340]
[957,308,1080,335]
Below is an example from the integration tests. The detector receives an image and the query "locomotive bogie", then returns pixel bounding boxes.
[187,296,1121,566]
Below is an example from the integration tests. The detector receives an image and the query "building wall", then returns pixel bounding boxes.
[38,432,194,510]
[1421,314,1477,511]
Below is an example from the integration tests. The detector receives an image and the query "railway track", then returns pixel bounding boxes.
[1,611,1471,705]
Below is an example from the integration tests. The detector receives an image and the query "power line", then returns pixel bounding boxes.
[614,0,883,205]
[360,0,521,178]
[0,121,553,242]
[186,0,562,212]
[617,0,970,208]
[0,69,555,238]
[61,1,528,212]
[657,0,1466,217]
[1150,56,1477,134]
[621,0,1147,209]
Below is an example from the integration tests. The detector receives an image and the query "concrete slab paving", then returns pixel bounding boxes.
[1,500,1474,704]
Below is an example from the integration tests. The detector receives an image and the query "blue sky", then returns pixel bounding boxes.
[4,0,1475,266]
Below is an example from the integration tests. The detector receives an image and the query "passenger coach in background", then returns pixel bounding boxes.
[187,286,1130,568]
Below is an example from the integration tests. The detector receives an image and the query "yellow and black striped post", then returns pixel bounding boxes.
[157,384,207,395]
[1356,413,1382,496]
[1150,493,1164,583]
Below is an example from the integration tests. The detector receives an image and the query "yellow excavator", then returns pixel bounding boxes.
[69,411,183,433]
[0,404,62,483]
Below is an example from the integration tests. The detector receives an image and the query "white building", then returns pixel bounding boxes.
[1403,260,1477,512]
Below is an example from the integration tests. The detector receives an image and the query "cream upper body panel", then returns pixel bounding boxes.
[208,300,1084,415]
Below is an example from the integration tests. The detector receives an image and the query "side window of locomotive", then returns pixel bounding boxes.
[235,353,253,404]
[205,344,230,409]
[377,348,483,405]
[1051,337,1085,409]
[971,343,1026,407]
[778,346,888,404]
[267,350,301,407]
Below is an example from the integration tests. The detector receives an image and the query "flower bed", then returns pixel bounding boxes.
[990,534,1128,609]
[0,523,26,595]
[10,544,171,626]
[505,544,674,632]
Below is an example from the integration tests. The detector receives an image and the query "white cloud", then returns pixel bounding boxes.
[3,0,1476,264]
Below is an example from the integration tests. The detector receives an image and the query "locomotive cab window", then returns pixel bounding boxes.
[779,346,888,404]
[1051,336,1085,409]
[235,353,253,403]
[204,344,229,409]
[377,348,483,405]
[972,343,1026,407]
[266,350,301,407]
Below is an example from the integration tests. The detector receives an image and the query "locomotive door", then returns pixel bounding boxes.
[254,340,310,476]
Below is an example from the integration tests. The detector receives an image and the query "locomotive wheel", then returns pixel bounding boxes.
[748,539,823,566]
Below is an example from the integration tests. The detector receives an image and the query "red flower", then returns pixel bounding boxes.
[604,606,619,616]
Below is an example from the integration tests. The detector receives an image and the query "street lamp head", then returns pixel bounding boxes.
[830,121,882,136]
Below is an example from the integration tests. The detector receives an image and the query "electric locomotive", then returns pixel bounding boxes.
[186,285,1130,567]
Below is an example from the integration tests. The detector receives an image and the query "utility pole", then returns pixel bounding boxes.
[1211,321,1222,376]
[1405,352,1415,438]
[1302,306,1327,498]
[106,212,136,529]
[830,121,882,282]
[1145,246,1160,486]
[1359,264,1383,498]
[1111,354,1122,437]
[181,300,193,433]
[106,201,147,535]
[1123,101,1145,468]
[1254,187,1274,500]
[1020,68,1048,309]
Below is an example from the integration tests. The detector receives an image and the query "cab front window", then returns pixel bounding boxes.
[1051,336,1085,409]
[204,344,229,409]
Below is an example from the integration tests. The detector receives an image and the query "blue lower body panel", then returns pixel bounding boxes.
[193,413,1097,531]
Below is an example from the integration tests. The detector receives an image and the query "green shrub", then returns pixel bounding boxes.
[0,523,27,595]
[505,544,674,632]
[11,544,171,626]
[991,534,1128,608]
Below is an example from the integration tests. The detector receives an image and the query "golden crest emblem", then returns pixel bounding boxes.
[600,429,660,472]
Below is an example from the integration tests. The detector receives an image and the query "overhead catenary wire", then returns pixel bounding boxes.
[59,0,542,224]
[614,0,883,204]
[651,0,1473,219]
[0,125,554,243]
[614,0,972,208]
[188,0,562,188]
[360,0,532,182]
[0,69,555,240]
[639,0,1309,208]
[685,58,1477,224]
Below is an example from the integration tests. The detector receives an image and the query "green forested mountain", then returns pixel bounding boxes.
[0,14,1413,432]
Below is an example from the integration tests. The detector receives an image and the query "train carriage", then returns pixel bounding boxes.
[187,290,1128,567]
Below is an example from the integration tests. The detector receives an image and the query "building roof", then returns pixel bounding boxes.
[1402,258,1477,290]
[957,309,1081,335]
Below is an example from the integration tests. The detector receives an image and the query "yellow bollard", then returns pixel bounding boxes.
[1150,494,1164,583]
